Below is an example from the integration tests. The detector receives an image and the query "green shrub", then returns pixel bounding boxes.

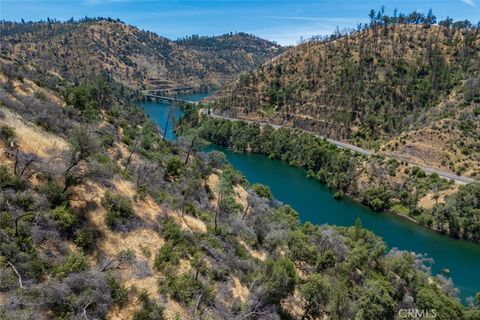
[102,192,135,229]
[54,252,89,278]
[287,230,318,264]
[40,180,67,207]
[107,273,128,305]
[333,191,344,200]
[162,218,183,243]
[219,195,243,215]
[154,242,180,271]
[101,133,115,148]
[0,266,18,291]
[474,106,480,117]
[0,166,25,190]
[164,272,203,303]
[0,212,13,231]
[164,157,183,180]
[133,290,165,320]
[74,227,101,252]
[262,258,298,304]
[14,193,35,211]
[25,257,47,281]
[411,166,427,178]
[0,125,16,145]
[50,205,78,234]
[252,183,272,199]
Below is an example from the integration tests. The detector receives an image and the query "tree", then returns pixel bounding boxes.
[164,157,183,181]
[355,279,395,319]
[177,129,207,165]
[327,281,350,320]
[287,230,318,264]
[64,126,98,191]
[262,258,298,304]
[416,285,464,320]
[299,274,332,319]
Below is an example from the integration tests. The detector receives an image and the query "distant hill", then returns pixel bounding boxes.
[212,21,480,177]
[176,32,283,78]
[0,18,284,90]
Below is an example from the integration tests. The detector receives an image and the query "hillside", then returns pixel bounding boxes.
[176,32,286,83]
[212,22,480,177]
[0,18,284,90]
[1,42,479,319]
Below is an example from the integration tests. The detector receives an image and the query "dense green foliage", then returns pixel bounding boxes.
[193,116,480,243]
[262,258,298,304]
[431,183,480,242]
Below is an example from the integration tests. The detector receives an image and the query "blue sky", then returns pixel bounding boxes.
[1,1,479,45]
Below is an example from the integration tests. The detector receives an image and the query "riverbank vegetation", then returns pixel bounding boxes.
[183,116,480,243]
[2,54,480,319]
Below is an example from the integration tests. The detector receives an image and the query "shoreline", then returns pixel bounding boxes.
[208,145,479,245]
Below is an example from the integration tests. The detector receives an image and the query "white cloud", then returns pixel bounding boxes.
[461,0,476,6]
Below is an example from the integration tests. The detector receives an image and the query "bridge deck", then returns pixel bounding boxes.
[142,93,197,104]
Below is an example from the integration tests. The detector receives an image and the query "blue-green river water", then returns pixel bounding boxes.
[139,94,480,302]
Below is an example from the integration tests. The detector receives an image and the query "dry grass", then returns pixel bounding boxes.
[230,276,249,304]
[418,186,459,210]
[238,239,266,262]
[281,291,304,320]
[233,184,249,209]
[206,173,219,206]
[0,107,68,158]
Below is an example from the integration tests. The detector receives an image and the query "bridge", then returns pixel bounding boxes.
[141,89,197,104]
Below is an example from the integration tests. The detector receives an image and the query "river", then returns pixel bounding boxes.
[139,94,480,302]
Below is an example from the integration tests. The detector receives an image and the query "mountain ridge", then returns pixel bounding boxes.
[211,22,480,177]
[0,18,284,90]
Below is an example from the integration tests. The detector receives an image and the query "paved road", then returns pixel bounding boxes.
[204,111,476,185]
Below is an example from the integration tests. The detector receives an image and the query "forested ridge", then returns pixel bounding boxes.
[213,10,480,177]
[0,17,284,90]
[1,35,480,319]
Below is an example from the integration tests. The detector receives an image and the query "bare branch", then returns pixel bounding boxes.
[82,300,92,320]
[7,260,23,288]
